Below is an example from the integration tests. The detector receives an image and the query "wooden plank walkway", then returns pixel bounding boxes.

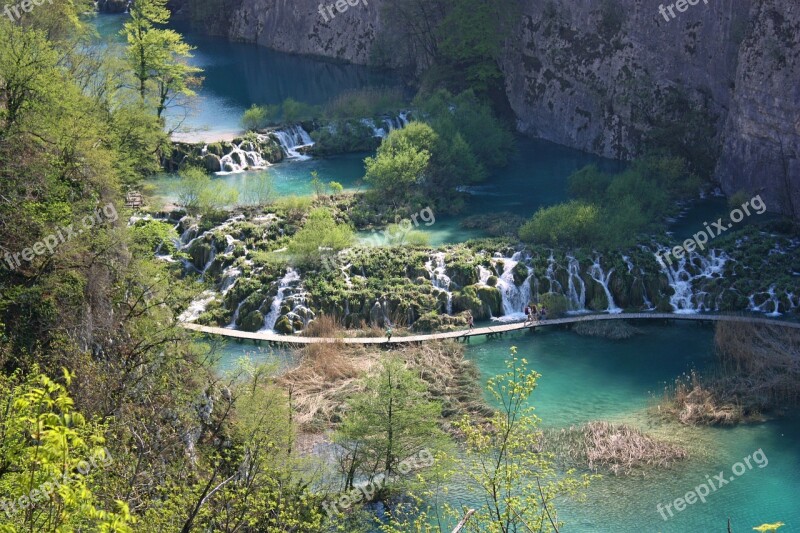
[181,313,800,346]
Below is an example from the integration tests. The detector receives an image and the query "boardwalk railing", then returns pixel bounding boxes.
[180,313,800,346]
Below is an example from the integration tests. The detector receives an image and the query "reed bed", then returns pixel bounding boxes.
[540,421,688,475]
[655,321,800,425]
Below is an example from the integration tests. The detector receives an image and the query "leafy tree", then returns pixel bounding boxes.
[381,348,595,533]
[0,369,134,531]
[364,122,435,206]
[244,173,276,206]
[310,170,326,197]
[122,0,202,119]
[328,181,344,196]
[434,0,519,93]
[174,167,238,216]
[519,201,604,247]
[287,208,354,267]
[334,358,447,496]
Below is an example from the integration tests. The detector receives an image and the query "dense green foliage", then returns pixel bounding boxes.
[286,208,355,266]
[0,6,329,532]
[378,0,519,94]
[381,349,594,532]
[241,98,321,130]
[363,90,512,212]
[521,156,700,248]
[174,166,239,216]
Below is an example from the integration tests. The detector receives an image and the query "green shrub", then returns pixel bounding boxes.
[519,201,603,248]
[538,292,568,318]
[323,87,406,119]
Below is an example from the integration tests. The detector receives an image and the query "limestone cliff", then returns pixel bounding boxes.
[503,0,799,217]
[173,0,799,217]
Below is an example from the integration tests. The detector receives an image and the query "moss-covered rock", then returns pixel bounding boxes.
[476,285,503,318]
[274,315,294,334]
[240,311,264,332]
[512,262,529,286]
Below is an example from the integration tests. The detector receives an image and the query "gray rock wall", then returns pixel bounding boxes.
[174,0,800,217]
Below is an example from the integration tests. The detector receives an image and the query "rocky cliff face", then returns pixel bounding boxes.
[716,0,799,218]
[175,0,799,217]
[170,0,387,65]
[503,0,799,217]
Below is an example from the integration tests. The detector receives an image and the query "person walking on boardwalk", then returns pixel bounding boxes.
[386,325,392,342]
[530,304,538,324]
[468,313,474,331]
[523,304,531,324]
[540,306,548,321]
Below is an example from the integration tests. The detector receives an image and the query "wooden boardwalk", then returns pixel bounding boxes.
[181,313,800,346]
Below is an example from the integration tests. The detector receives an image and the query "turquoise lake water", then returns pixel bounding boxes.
[214,324,799,532]
[91,11,799,530]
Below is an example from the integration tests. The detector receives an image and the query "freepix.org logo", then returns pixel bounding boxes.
[3,203,118,271]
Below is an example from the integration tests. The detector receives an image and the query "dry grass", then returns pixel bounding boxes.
[303,314,343,338]
[656,371,744,425]
[541,421,688,475]
[278,340,488,433]
[654,321,800,425]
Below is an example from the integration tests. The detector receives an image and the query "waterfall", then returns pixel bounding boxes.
[227,300,245,329]
[261,269,301,331]
[178,291,217,323]
[272,125,314,159]
[425,253,453,314]
[623,254,655,310]
[565,255,587,312]
[218,137,270,174]
[219,266,242,294]
[492,252,532,321]
[656,248,729,314]
[588,256,622,314]
[748,285,782,317]
[360,118,386,138]
[543,252,563,294]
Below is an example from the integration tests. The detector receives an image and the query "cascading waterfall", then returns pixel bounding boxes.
[544,253,563,294]
[623,254,655,310]
[748,285,782,317]
[261,269,302,331]
[227,301,245,329]
[178,291,217,323]
[656,248,729,313]
[219,266,242,294]
[565,255,587,312]
[588,256,622,314]
[425,253,453,314]
[361,118,386,138]
[218,137,270,174]
[272,125,314,159]
[493,252,532,321]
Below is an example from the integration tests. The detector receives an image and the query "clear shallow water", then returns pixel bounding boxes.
[462,324,799,533]
[213,324,799,532]
[92,13,797,530]
[89,14,404,136]
[149,152,369,206]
